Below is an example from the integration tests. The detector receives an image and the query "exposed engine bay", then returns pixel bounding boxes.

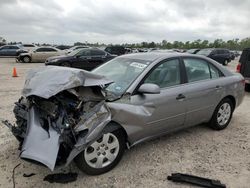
[3,66,114,170]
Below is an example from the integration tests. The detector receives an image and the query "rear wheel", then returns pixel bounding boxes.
[209,98,234,130]
[74,128,126,175]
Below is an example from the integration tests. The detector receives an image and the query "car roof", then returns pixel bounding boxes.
[120,52,202,62]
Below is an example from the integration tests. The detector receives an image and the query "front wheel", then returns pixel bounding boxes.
[22,56,31,63]
[74,129,126,175]
[209,98,234,130]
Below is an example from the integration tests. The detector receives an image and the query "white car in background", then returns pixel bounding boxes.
[22,44,38,51]
[66,45,89,53]
[17,46,65,63]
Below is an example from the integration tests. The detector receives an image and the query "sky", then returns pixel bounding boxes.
[0,0,249,45]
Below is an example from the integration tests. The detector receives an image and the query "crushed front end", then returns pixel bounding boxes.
[2,66,113,170]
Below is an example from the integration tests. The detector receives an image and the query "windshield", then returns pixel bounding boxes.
[92,57,151,95]
[186,49,196,53]
[197,49,212,56]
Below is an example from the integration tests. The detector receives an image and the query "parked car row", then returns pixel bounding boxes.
[45,48,117,70]
[17,46,65,63]
[0,44,28,56]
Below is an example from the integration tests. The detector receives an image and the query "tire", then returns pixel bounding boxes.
[209,98,234,130]
[22,56,31,63]
[74,128,126,175]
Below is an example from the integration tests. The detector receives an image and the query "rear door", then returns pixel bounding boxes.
[0,46,8,56]
[181,57,224,127]
[8,46,19,56]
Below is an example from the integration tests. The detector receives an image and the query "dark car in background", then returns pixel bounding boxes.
[196,48,231,65]
[105,45,126,55]
[186,48,200,54]
[55,45,72,50]
[45,48,116,70]
[229,51,235,60]
[0,45,27,57]
[237,48,250,91]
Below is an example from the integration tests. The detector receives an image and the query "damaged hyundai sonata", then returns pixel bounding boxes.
[3,53,245,175]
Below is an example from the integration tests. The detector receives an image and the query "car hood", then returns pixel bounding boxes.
[22,66,113,99]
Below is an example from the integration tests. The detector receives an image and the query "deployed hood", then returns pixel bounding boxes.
[22,66,113,99]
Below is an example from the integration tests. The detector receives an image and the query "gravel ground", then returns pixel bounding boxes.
[0,57,249,188]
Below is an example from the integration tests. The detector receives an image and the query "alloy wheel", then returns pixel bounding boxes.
[84,133,120,169]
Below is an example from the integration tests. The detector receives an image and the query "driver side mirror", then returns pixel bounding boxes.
[138,83,160,94]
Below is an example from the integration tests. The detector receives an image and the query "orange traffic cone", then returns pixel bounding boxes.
[12,67,18,77]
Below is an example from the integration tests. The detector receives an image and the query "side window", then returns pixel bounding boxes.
[183,58,210,82]
[2,46,10,49]
[209,64,221,79]
[36,48,46,52]
[9,46,19,49]
[78,49,91,56]
[144,59,181,88]
[46,48,57,52]
[91,49,105,56]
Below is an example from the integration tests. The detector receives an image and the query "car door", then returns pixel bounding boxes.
[130,58,187,138]
[181,57,224,127]
[32,48,47,62]
[42,48,59,61]
[72,49,91,69]
[0,46,7,56]
[89,49,107,68]
[8,46,19,56]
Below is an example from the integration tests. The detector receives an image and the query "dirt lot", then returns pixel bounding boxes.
[0,57,249,188]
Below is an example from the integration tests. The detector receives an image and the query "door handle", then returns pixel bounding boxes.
[176,94,186,100]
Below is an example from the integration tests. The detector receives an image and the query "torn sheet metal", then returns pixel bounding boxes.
[20,106,60,170]
[22,66,113,99]
[66,103,111,165]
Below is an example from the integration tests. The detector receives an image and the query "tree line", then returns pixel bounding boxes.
[2,36,250,50]
[121,38,250,50]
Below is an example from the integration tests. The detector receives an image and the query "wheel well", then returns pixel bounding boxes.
[106,121,128,145]
[22,55,31,59]
[224,95,236,110]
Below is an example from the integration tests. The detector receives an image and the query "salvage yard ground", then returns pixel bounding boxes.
[0,57,249,188]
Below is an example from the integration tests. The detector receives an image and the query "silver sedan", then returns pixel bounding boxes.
[84,52,245,174]
[5,53,245,175]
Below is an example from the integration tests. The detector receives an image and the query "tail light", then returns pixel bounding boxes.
[236,63,241,73]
